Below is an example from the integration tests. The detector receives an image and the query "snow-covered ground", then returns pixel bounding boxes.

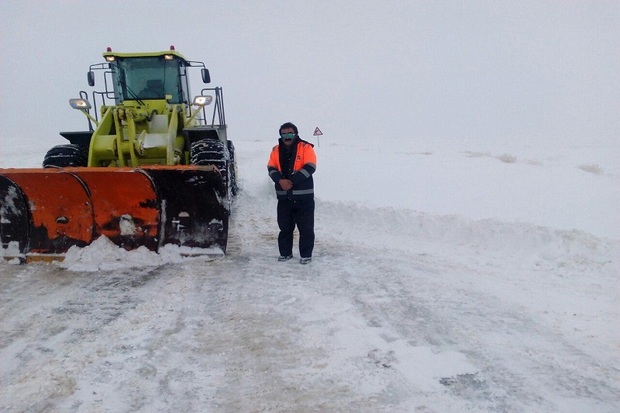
[1,135,619,412]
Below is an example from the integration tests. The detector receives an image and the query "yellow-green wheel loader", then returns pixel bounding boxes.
[0,46,237,262]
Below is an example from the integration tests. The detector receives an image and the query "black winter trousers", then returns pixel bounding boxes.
[277,198,315,258]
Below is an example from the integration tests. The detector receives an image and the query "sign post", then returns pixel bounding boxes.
[313,127,323,147]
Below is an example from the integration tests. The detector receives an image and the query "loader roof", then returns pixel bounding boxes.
[102,48,190,65]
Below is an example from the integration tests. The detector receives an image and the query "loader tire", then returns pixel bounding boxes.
[43,144,88,168]
[191,138,228,187]
[227,140,238,196]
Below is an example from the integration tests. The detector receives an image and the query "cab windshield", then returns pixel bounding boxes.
[112,56,185,103]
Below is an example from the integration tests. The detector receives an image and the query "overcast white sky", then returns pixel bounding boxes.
[1,0,618,152]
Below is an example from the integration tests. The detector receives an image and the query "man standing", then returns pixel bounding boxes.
[267,122,317,264]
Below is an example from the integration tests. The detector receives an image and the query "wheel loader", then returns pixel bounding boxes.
[0,46,237,263]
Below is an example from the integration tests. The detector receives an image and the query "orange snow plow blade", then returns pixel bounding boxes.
[0,166,228,262]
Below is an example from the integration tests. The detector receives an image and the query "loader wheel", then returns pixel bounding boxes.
[43,144,88,168]
[227,140,238,196]
[191,138,228,186]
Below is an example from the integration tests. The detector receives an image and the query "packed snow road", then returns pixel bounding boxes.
[1,186,618,412]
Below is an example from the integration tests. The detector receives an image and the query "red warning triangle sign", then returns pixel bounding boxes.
[313,127,323,136]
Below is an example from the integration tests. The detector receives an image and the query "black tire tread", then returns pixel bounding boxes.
[42,144,88,168]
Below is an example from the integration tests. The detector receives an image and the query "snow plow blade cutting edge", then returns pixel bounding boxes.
[0,166,229,263]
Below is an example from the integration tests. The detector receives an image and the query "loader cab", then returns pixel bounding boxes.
[107,54,187,104]
[100,49,210,106]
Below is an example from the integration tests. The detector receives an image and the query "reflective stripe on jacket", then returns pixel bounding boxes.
[267,139,316,200]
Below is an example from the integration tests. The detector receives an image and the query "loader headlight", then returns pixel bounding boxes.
[193,95,213,107]
[69,98,92,110]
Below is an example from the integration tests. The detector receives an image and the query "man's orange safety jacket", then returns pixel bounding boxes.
[267,138,316,200]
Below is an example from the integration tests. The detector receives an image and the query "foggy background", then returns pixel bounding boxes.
[1,0,619,157]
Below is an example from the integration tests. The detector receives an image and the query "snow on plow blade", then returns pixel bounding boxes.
[0,166,228,262]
